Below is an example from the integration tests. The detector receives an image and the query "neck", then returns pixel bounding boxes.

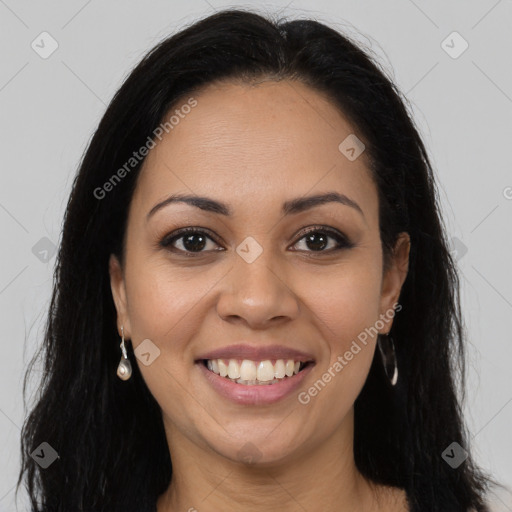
[156,408,398,512]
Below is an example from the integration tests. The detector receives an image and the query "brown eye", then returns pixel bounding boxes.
[160,228,223,255]
[177,232,208,252]
[291,227,354,253]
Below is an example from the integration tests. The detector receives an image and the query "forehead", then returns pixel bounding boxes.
[132,79,377,222]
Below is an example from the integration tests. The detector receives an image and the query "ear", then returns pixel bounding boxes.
[109,253,131,338]
[379,232,410,333]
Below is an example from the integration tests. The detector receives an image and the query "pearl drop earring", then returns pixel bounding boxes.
[116,325,132,381]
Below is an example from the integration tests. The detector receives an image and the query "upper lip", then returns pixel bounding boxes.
[196,344,315,362]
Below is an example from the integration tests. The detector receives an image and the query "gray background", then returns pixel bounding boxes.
[1,0,511,510]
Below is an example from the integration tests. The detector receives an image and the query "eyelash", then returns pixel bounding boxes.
[159,226,354,256]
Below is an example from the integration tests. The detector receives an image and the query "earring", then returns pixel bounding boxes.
[116,325,132,381]
[377,333,398,386]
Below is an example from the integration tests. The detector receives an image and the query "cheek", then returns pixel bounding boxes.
[122,260,209,423]
[305,256,383,346]
[124,257,210,343]
[299,250,383,395]
[295,264,381,424]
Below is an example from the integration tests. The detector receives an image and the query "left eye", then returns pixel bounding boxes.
[291,228,353,253]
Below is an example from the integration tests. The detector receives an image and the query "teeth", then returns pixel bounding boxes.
[257,360,274,382]
[274,359,286,379]
[227,360,240,379]
[218,360,228,377]
[204,358,307,385]
[240,360,257,381]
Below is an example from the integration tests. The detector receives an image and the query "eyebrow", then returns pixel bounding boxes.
[146,191,365,221]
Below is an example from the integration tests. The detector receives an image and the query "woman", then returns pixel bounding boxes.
[17,8,506,512]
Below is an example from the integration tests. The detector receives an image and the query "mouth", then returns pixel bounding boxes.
[195,356,315,405]
[200,358,314,385]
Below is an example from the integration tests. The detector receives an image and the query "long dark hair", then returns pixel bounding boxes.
[17,8,497,512]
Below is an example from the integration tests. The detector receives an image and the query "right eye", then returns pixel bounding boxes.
[159,228,224,256]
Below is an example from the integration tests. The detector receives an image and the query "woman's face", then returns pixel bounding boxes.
[110,79,409,466]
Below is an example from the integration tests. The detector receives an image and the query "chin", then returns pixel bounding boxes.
[204,426,306,467]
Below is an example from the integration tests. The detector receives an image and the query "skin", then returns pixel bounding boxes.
[109,79,411,512]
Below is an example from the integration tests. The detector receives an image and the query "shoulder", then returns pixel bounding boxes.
[482,482,512,512]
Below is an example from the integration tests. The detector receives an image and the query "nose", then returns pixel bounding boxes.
[216,250,300,330]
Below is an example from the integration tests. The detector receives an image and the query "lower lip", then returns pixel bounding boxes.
[196,362,314,405]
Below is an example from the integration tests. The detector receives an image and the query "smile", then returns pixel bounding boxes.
[197,359,315,406]
[203,358,311,385]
